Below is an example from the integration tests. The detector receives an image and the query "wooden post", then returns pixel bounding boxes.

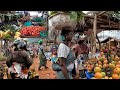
[90,35,93,58]
[96,34,101,50]
[93,14,97,54]
[90,35,93,53]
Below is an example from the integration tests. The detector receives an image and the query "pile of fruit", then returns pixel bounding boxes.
[0,30,12,40]
[14,32,21,39]
[85,49,120,79]
[20,26,46,36]
[0,25,20,40]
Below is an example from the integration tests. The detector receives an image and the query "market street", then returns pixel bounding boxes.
[30,57,56,79]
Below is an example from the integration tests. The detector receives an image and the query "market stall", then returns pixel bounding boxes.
[0,11,49,79]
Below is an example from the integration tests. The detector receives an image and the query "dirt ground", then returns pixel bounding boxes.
[3,57,80,79]
[30,57,57,79]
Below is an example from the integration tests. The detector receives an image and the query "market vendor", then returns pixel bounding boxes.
[19,12,32,27]
[74,38,89,73]
[75,38,89,61]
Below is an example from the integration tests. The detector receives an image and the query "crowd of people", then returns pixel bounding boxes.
[0,12,91,79]
[3,26,91,79]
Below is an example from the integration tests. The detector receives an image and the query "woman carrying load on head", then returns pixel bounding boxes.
[52,27,76,79]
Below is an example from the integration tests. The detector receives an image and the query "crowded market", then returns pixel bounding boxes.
[0,11,120,79]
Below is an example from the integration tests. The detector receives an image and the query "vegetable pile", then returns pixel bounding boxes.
[20,26,46,36]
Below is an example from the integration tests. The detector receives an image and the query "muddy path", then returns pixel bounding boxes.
[30,57,56,79]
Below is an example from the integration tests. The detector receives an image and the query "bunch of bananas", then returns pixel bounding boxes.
[14,32,21,39]
[0,31,4,38]
[0,30,11,39]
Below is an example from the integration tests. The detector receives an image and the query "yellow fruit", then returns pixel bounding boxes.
[104,76,109,79]
[14,36,20,39]
[15,35,21,37]
[0,31,4,38]
[111,61,115,64]
[109,77,112,79]
[109,63,112,67]
[103,60,108,64]
[15,32,21,36]
[95,64,99,67]
[94,67,101,73]
[4,30,11,35]
[98,65,102,68]
[103,64,108,68]
[109,63,115,69]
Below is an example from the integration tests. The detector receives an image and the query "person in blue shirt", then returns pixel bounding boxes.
[50,46,58,63]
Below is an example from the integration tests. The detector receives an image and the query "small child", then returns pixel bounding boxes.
[50,46,58,63]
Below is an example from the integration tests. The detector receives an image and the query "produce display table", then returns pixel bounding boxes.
[21,36,41,38]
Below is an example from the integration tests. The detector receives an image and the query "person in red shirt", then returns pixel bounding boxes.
[75,38,89,59]
[74,38,89,73]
